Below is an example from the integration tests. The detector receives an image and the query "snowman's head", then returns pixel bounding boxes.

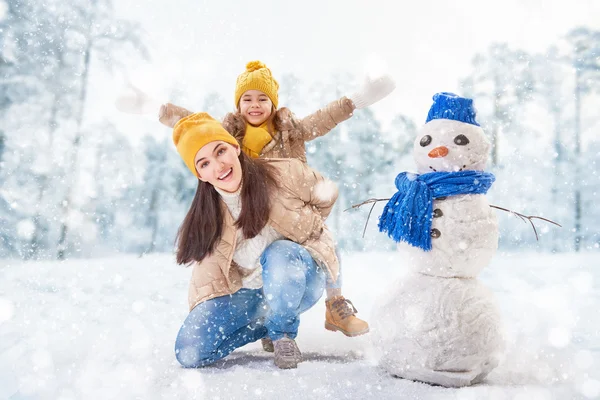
[413,93,490,175]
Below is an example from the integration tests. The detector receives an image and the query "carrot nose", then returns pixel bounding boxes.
[428,146,449,158]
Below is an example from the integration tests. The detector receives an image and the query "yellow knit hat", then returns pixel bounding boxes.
[173,112,239,177]
[234,60,279,108]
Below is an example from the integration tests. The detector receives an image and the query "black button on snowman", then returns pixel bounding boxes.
[371,92,504,388]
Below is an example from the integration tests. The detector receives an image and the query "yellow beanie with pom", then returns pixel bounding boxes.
[234,60,279,108]
[173,112,239,177]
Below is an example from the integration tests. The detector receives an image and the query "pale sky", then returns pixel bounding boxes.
[100,0,600,138]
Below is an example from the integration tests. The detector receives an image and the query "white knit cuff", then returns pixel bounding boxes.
[348,92,370,109]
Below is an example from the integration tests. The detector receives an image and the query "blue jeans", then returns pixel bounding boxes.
[174,240,326,368]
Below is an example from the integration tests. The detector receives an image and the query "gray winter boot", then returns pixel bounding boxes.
[273,336,302,369]
[261,337,274,352]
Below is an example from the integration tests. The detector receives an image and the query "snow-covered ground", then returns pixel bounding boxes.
[0,251,599,400]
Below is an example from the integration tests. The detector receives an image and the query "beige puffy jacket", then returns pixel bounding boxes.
[186,158,339,311]
[159,97,356,163]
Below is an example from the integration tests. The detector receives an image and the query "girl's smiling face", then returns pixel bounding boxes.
[239,90,273,126]
[194,141,242,192]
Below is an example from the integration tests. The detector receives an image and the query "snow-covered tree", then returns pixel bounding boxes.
[304,73,354,248]
[563,27,600,251]
[462,43,535,167]
[55,0,148,259]
[202,92,230,121]
[342,108,395,251]
[121,135,196,256]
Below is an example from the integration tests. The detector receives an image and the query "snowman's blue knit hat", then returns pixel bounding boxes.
[425,92,480,126]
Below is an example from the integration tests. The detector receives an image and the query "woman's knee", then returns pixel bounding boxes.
[175,345,215,368]
[174,305,221,368]
[260,240,311,271]
[174,326,217,368]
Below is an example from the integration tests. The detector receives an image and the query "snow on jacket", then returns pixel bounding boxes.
[186,158,339,311]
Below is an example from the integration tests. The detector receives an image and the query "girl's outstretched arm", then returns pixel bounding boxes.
[294,74,396,141]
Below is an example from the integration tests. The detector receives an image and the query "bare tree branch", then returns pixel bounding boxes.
[344,198,390,238]
[344,198,390,212]
[489,205,562,241]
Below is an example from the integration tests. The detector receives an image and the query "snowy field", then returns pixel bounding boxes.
[0,251,599,400]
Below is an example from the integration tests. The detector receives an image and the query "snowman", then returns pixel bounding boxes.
[371,92,504,388]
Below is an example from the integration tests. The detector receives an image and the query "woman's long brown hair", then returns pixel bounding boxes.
[175,151,279,265]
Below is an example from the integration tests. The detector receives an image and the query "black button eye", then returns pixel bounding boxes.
[420,135,432,147]
[454,134,469,146]
[431,228,441,238]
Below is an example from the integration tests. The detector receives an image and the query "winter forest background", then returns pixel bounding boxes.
[1,0,600,261]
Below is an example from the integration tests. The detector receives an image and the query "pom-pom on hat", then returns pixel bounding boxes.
[425,92,480,126]
[234,60,279,108]
[173,112,239,177]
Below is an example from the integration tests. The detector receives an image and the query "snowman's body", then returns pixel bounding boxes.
[372,97,504,387]
[374,270,503,387]
[407,193,498,278]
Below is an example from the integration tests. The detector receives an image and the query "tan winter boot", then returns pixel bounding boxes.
[158,103,194,128]
[273,336,302,369]
[325,295,370,337]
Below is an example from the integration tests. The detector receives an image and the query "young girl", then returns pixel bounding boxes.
[172,112,340,369]
[160,61,395,337]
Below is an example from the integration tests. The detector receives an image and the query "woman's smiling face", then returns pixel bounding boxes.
[194,141,242,192]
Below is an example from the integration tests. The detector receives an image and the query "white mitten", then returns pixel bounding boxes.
[114,84,161,115]
[348,74,396,109]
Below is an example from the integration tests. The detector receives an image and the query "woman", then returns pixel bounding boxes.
[161,60,392,337]
[173,112,340,369]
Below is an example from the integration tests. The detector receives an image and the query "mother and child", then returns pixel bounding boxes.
[166,61,396,369]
